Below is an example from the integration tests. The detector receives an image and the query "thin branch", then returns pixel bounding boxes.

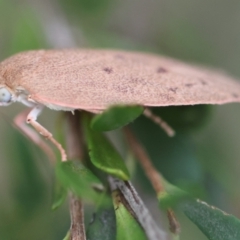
[66,112,86,240]
[167,209,181,236]
[66,112,84,161]
[69,193,86,240]
[124,127,164,194]
[109,177,170,240]
[124,127,181,235]
[143,108,175,137]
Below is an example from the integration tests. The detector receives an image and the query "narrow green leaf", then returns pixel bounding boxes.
[84,115,130,180]
[51,176,67,210]
[112,190,147,240]
[182,199,240,240]
[56,160,103,202]
[91,105,143,132]
[86,206,116,240]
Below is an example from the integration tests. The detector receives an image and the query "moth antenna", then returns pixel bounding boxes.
[143,108,175,137]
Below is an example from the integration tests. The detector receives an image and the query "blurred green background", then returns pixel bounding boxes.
[1,0,240,239]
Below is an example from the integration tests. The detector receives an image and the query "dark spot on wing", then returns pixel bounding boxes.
[103,67,113,74]
[157,67,168,73]
[199,79,207,85]
[232,93,239,98]
[169,87,178,93]
[185,83,194,87]
[131,77,147,85]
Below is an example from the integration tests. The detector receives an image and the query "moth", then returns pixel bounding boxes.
[0,49,240,161]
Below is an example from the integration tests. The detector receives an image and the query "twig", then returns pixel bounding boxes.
[124,128,181,235]
[167,209,181,236]
[66,112,84,161]
[143,108,175,137]
[66,112,86,240]
[124,128,164,194]
[69,192,86,240]
[109,177,169,240]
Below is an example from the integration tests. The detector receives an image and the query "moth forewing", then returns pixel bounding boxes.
[1,49,240,160]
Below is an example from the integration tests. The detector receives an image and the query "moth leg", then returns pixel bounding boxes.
[14,109,56,163]
[26,105,67,161]
[143,108,175,137]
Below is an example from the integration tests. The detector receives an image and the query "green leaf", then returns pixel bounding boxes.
[56,160,103,203]
[112,190,147,240]
[157,178,240,240]
[51,176,67,210]
[84,115,130,180]
[158,179,190,209]
[182,199,240,240]
[86,206,116,240]
[91,105,143,132]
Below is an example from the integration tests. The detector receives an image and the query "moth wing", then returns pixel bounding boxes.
[9,49,240,110]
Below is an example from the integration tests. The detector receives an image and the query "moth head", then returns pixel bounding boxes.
[0,85,14,106]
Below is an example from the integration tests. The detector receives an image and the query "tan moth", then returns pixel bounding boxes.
[1,49,240,161]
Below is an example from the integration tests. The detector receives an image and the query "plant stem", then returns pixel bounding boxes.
[124,128,164,194]
[66,112,85,161]
[66,112,86,240]
[69,193,86,240]
[109,177,169,240]
[124,127,181,235]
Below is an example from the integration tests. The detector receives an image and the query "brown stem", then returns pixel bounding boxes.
[124,128,164,194]
[124,127,181,235]
[109,177,169,240]
[66,111,86,240]
[69,193,86,240]
[167,209,181,235]
[143,108,175,137]
[66,112,84,160]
